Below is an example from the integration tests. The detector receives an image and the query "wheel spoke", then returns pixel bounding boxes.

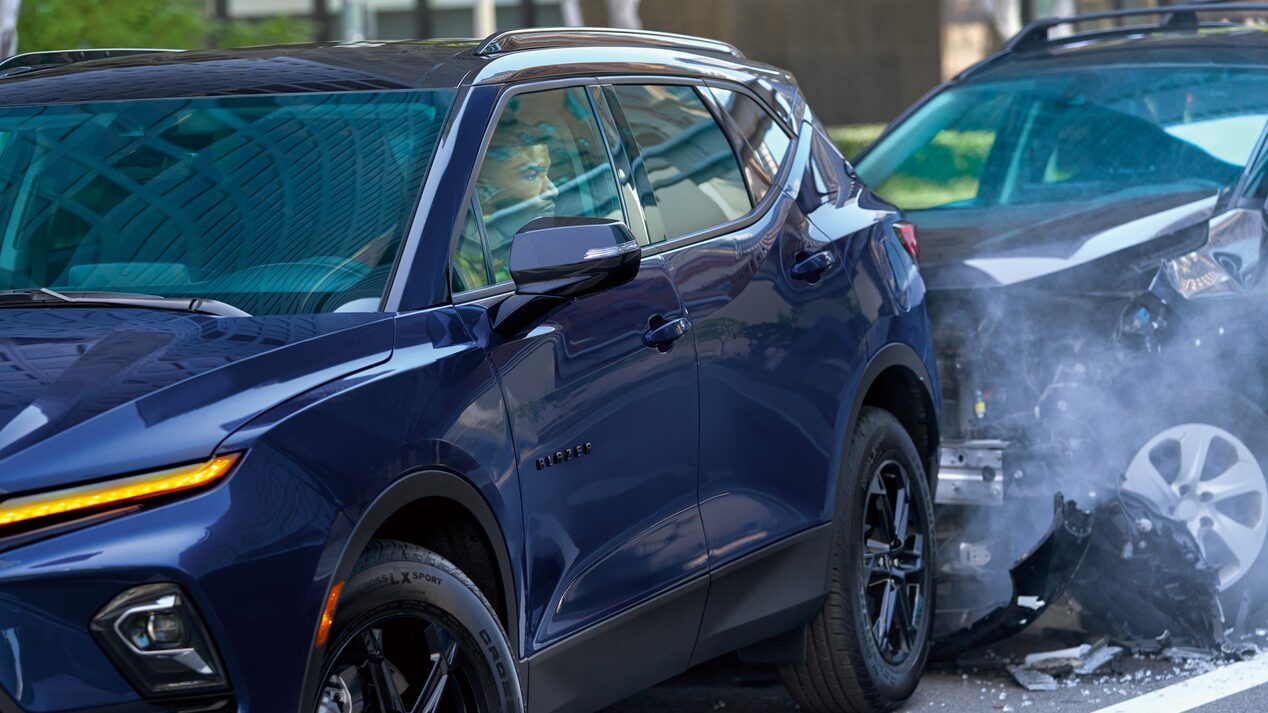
[412,625,459,713]
[1210,513,1264,568]
[1130,460,1181,508]
[865,537,891,556]
[893,582,918,655]
[1178,429,1215,488]
[1203,461,1267,504]
[891,485,910,543]
[873,580,898,648]
[362,629,406,713]
[890,531,923,585]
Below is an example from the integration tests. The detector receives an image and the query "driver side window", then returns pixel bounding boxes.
[452,86,625,292]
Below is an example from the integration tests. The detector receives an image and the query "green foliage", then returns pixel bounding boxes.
[828,123,996,210]
[17,0,312,53]
[213,16,314,49]
[828,124,886,161]
[19,0,207,52]
[872,129,995,210]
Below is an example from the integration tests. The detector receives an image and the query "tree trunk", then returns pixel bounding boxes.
[0,0,18,58]
[416,0,433,39]
[606,0,642,29]
[560,0,584,26]
[520,0,537,27]
[314,0,332,42]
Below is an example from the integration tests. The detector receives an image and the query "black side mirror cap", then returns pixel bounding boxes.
[509,217,641,299]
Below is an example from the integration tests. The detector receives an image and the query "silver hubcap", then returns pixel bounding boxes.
[1124,423,1268,590]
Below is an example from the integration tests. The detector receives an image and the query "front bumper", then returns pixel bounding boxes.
[0,447,344,713]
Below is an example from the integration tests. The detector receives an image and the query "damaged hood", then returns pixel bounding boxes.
[0,308,393,494]
[909,191,1219,291]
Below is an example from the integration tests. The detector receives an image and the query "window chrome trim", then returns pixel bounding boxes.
[597,74,796,136]
[601,77,801,258]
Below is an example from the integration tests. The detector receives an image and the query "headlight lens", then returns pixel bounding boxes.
[91,583,230,697]
[0,453,240,531]
[1163,251,1237,299]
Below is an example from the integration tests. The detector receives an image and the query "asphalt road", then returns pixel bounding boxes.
[599,651,1268,713]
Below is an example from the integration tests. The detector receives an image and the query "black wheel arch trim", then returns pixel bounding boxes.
[297,469,521,713]
[848,342,940,486]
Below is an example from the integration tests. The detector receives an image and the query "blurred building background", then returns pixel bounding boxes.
[6,0,1219,141]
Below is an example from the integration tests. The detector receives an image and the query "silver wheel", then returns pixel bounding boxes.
[1124,423,1268,590]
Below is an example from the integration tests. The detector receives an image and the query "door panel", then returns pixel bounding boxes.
[665,193,875,565]
[452,85,707,658]
[478,255,705,650]
[607,81,878,567]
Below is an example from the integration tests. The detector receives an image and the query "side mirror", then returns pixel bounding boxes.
[491,217,642,337]
[509,217,641,299]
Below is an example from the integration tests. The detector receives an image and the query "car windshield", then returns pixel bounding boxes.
[0,89,455,315]
[856,66,1268,212]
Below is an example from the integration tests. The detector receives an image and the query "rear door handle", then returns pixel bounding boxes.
[791,250,836,281]
[644,316,692,351]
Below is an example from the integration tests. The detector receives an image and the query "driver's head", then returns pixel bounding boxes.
[477,119,559,216]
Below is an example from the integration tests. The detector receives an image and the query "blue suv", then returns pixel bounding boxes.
[0,29,938,713]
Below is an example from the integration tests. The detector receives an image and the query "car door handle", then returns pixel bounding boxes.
[644,316,692,351]
[790,250,836,281]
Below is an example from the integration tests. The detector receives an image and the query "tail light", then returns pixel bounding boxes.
[895,221,918,262]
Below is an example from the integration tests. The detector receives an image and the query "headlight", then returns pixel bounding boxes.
[0,453,240,531]
[1163,251,1237,299]
[91,583,230,697]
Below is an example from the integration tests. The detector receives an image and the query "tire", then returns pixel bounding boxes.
[779,407,935,713]
[1117,397,1268,629]
[316,540,523,713]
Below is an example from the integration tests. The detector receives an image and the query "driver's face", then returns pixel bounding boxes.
[480,143,557,212]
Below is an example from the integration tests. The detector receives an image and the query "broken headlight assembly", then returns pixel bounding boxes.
[90,583,230,698]
[1163,251,1240,300]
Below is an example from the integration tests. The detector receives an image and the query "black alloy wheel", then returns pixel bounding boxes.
[861,458,928,666]
[779,407,935,713]
[320,612,485,713]
[317,541,522,713]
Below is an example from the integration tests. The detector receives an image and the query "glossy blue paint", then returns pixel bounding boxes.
[465,255,706,653]
[662,117,931,568]
[0,38,937,713]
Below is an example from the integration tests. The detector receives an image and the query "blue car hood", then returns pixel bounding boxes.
[0,308,394,494]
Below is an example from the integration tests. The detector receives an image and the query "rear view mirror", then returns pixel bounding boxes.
[509,217,641,299]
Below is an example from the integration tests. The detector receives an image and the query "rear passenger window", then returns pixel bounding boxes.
[612,85,752,241]
[465,87,625,285]
[708,86,792,201]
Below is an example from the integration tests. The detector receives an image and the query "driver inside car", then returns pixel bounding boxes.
[476,118,561,282]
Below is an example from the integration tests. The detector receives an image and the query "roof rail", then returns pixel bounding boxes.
[474,27,744,59]
[0,48,181,72]
[1004,2,1268,52]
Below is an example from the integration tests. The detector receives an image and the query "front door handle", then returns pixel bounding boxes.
[644,316,692,351]
[791,250,837,282]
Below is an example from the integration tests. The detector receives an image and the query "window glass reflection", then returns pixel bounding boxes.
[613,85,752,240]
[473,87,624,283]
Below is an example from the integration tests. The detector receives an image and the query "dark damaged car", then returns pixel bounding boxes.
[856,4,1268,651]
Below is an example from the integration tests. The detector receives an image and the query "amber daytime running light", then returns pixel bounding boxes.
[0,453,241,529]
